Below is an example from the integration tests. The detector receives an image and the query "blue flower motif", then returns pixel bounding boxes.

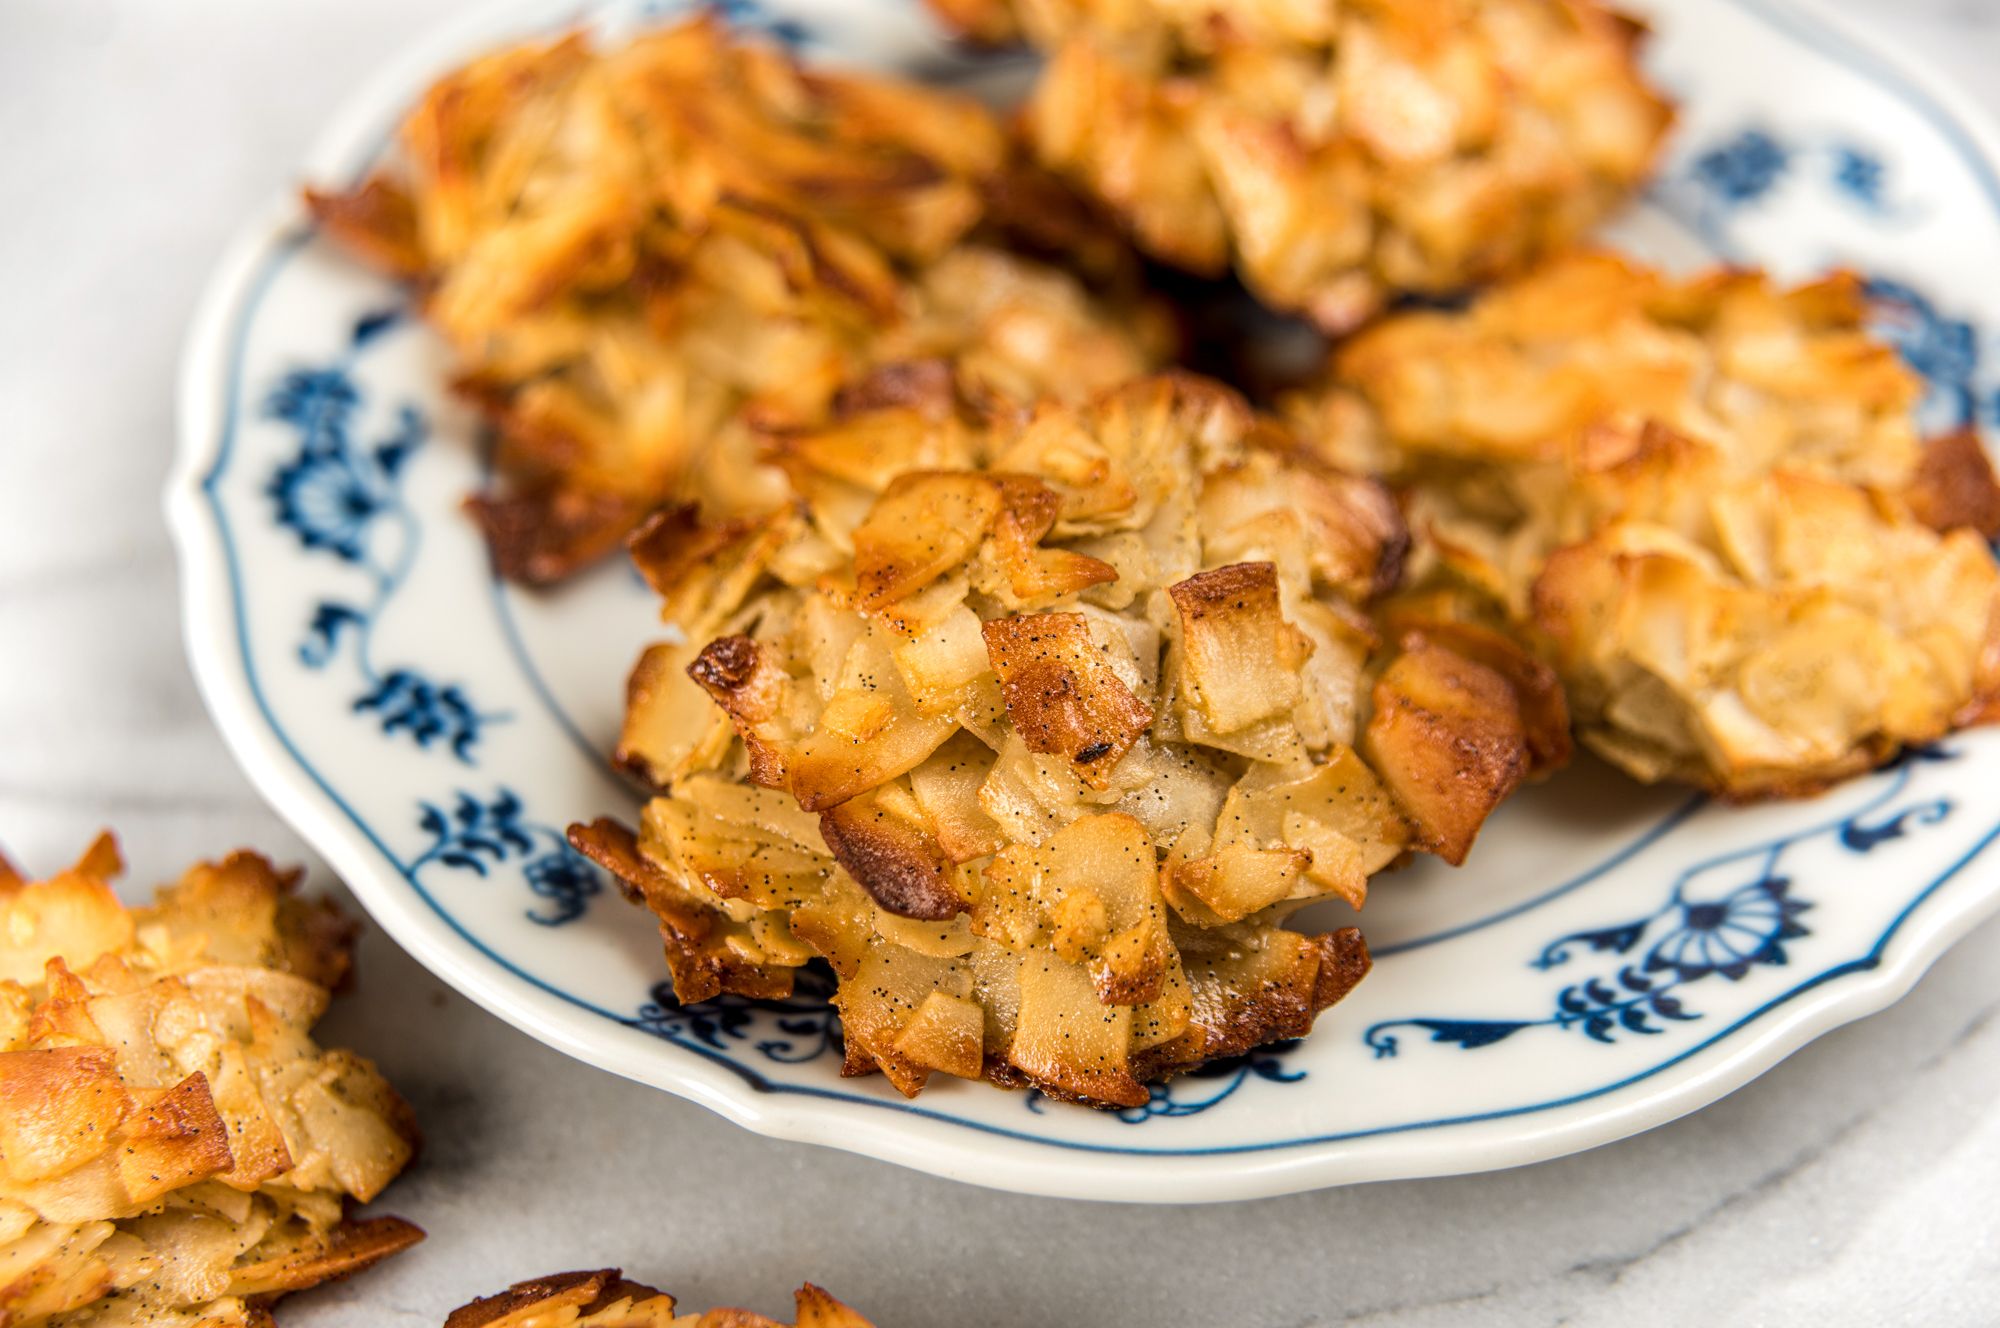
[412,789,535,875]
[408,789,603,927]
[1366,753,1954,1057]
[522,850,604,927]
[1831,147,1887,210]
[265,345,507,760]
[1867,278,1982,429]
[354,670,489,762]
[268,448,389,563]
[1693,129,1791,204]
[1647,878,1810,981]
[265,368,359,455]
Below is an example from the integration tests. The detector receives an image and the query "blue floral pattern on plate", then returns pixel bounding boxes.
[1364,750,1955,1057]
[171,0,2000,1195]
[266,309,506,763]
[409,789,605,927]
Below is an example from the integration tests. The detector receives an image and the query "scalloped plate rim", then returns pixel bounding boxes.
[167,0,2000,1202]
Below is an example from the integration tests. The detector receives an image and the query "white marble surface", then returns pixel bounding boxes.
[4,1,1999,1323]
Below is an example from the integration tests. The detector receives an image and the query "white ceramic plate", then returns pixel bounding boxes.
[170,0,2000,1202]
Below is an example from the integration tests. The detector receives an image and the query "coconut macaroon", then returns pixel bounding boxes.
[1302,252,2000,796]
[0,835,420,1327]
[308,15,1168,583]
[575,372,1563,1107]
[445,1270,874,1328]
[927,0,1673,332]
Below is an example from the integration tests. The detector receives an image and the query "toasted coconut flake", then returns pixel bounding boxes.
[982,476,1120,604]
[446,1270,880,1328]
[310,17,1165,584]
[303,180,425,280]
[0,837,419,1326]
[688,636,798,789]
[1906,428,2000,540]
[569,818,804,1002]
[1133,925,1371,1081]
[852,472,1004,610]
[592,372,1512,1104]
[1008,952,1145,1106]
[937,0,1671,330]
[445,1268,679,1328]
[819,794,965,921]
[1365,634,1535,865]
[1314,253,2000,796]
[982,613,1153,787]
[627,504,799,641]
[1168,563,1313,736]
[615,643,736,792]
[467,485,645,588]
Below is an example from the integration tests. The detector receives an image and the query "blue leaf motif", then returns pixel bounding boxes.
[1534,918,1648,969]
[1840,799,1952,851]
[268,447,386,562]
[300,602,365,667]
[1366,1019,1533,1057]
[264,368,357,454]
[351,306,404,347]
[1692,128,1790,203]
[1830,146,1887,210]
[1618,1007,1658,1035]
[1428,1020,1534,1050]
[353,672,492,764]
[372,405,424,478]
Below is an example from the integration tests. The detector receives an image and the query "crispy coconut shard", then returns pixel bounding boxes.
[0,835,421,1328]
[1306,253,2000,796]
[445,1269,879,1328]
[931,0,1672,331]
[1906,428,2000,540]
[1169,563,1314,736]
[583,371,1556,1107]
[1365,633,1533,865]
[307,16,1166,583]
[982,612,1153,786]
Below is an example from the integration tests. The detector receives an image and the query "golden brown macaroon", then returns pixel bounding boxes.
[929,0,1674,331]
[444,1269,873,1328]
[307,16,1168,584]
[1298,252,2000,796]
[0,834,421,1327]
[578,372,1562,1108]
